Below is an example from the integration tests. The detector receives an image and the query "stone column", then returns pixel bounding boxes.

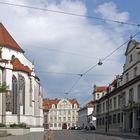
[132,109,137,132]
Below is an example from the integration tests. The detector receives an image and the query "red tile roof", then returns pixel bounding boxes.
[0,23,24,53]
[43,98,79,110]
[86,100,94,107]
[10,58,32,74]
[69,99,79,108]
[43,98,60,110]
[95,86,108,92]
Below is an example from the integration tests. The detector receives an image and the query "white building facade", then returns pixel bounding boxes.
[94,39,140,133]
[78,101,96,129]
[0,23,43,127]
[43,98,79,130]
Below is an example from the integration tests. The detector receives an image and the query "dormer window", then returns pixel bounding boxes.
[11,55,15,60]
[129,54,133,63]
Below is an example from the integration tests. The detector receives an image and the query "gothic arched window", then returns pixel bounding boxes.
[12,75,18,114]
[19,75,25,114]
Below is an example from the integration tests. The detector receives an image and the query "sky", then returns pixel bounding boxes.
[0,0,140,106]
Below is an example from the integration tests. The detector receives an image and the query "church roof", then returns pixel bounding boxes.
[0,23,24,53]
[10,58,32,74]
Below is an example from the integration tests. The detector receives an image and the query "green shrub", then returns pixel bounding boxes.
[10,123,26,128]
[10,123,17,128]
[18,123,26,128]
[0,123,5,127]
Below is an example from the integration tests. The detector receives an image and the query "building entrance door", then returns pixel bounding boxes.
[130,112,133,132]
[62,123,67,129]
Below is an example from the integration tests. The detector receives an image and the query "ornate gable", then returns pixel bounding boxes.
[125,39,137,56]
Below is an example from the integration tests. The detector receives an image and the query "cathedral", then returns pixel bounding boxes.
[0,23,43,127]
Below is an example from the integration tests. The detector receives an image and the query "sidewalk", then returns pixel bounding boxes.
[82,129,140,139]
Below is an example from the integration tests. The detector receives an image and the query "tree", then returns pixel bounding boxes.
[0,83,7,93]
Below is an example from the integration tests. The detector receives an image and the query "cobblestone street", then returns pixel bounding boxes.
[1,130,140,140]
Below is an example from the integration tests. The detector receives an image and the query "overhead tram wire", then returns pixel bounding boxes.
[65,30,140,94]
[35,70,115,77]
[2,1,140,96]
[102,31,140,62]
[66,75,83,94]
[0,1,140,28]
[82,30,140,75]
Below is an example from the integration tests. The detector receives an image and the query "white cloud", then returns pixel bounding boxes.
[0,0,132,105]
[95,1,129,22]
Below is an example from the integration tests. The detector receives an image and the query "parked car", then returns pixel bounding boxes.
[75,126,81,130]
[90,125,96,130]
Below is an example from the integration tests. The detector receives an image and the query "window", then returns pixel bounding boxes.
[117,113,120,123]
[55,104,57,108]
[99,118,101,125]
[121,112,123,123]
[109,99,112,110]
[97,104,99,113]
[121,92,126,106]
[68,117,71,121]
[134,67,137,78]
[103,102,105,112]
[106,101,108,110]
[102,117,104,125]
[58,123,61,127]
[113,114,116,124]
[126,73,129,82]
[54,116,57,121]
[68,110,71,115]
[118,95,121,107]
[114,97,116,109]
[54,123,57,127]
[138,85,140,98]
[97,93,100,99]
[11,55,15,60]
[97,118,99,126]
[29,78,32,107]
[129,54,133,63]
[12,75,18,114]
[129,88,134,102]
[109,115,112,124]
[59,117,61,121]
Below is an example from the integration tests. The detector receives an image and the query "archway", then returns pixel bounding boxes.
[62,123,67,129]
